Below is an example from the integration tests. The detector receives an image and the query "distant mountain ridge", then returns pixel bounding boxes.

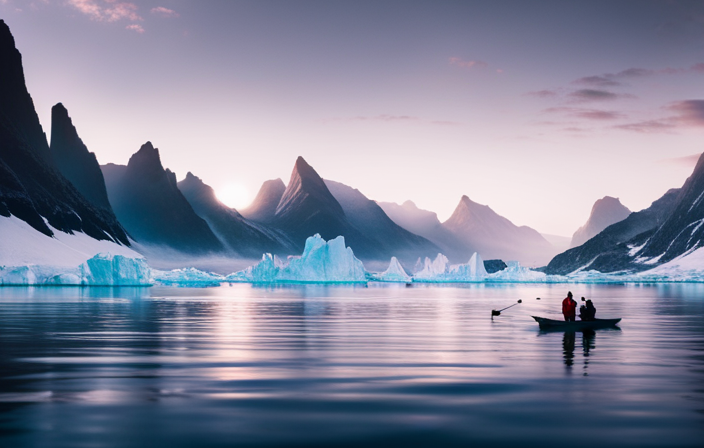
[443,196,555,266]
[546,152,704,275]
[571,196,631,248]
[243,157,438,261]
[101,142,223,253]
[178,172,295,257]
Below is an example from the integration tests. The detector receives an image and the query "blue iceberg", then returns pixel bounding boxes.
[229,234,367,283]
[370,257,412,283]
[0,253,152,286]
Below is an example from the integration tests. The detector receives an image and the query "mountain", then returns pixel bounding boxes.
[0,19,129,246]
[377,200,473,262]
[49,103,114,211]
[323,180,440,260]
[261,157,382,257]
[239,178,285,223]
[545,188,680,274]
[443,196,555,266]
[101,142,223,254]
[177,172,294,257]
[571,196,631,248]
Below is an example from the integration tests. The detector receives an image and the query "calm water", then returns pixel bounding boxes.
[1,284,703,448]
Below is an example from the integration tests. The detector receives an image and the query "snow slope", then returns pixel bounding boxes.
[0,215,142,267]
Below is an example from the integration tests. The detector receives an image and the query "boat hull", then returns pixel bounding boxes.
[532,316,621,331]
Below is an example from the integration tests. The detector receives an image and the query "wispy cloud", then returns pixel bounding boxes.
[568,88,636,102]
[545,107,626,120]
[151,6,179,18]
[573,63,704,87]
[526,89,558,98]
[449,57,488,70]
[613,100,704,133]
[125,23,144,33]
[67,0,142,23]
[668,100,704,126]
[330,114,460,126]
[659,153,702,167]
[614,119,676,134]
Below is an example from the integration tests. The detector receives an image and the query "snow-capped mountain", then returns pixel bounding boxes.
[0,19,129,247]
[101,143,223,254]
[239,178,286,223]
[571,196,631,248]
[545,188,681,274]
[323,180,440,261]
[443,196,555,266]
[376,200,473,262]
[177,172,295,257]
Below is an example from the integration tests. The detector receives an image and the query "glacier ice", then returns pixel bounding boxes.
[487,261,548,283]
[153,267,225,286]
[0,253,151,286]
[412,253,488,282]
[371,257,412,283]
[229,234,367,283]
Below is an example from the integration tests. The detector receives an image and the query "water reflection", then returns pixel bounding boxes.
[0,284,703,448]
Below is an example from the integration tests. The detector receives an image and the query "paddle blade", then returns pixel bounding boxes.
[491,310,501,316]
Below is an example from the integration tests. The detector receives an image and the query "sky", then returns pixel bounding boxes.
[1,0,703,236]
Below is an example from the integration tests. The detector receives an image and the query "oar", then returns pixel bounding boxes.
[491,299,522,318]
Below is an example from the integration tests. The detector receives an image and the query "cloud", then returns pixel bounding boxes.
[668,100,704,126]
[331,114,460,126]
[545,107,625,120]
[659,153,703,167]
[614,120,676,133]
[573,63,704,87]
[125,23,144,33]
[151,6,179,18]
[573,75,622,87]
[568,89,636,102]
[67,0,142,23]
[527,89,558,98]
[449,57,488,70]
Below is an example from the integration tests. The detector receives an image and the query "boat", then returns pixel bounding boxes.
[532,316,621,331]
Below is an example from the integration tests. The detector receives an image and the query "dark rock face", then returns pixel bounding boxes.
[178,172,294,257]
[571,196,631,248]
[0,20,129,245]
[268,157,380,257]
[324,180,440,261]
[483,259,508,274]
[101,143,223,253]
[239,178,285,223]
[631,153,704,263]
[378,200,474,263]
[443,196,555,266]
[545,188,681,274]
[50,103,113,211]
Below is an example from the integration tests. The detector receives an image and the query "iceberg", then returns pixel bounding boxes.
[0,253,151,286]
[228,234,367,283]
[411,253,488,282]
[371,257,412,283]
[412,254,450,280]
[488,261,551,283]
[153,267,225,286]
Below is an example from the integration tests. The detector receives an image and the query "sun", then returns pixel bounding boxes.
[216,183,252,210]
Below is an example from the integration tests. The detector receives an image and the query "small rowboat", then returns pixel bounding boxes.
[532,316,621,331]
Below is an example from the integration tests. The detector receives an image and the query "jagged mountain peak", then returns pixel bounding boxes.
[240,178,286,223]
[276,157,343,217]
[570,196,631,248]
[127,141,163,174]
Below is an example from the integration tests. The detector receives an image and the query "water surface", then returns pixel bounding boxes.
[1,284,703,447]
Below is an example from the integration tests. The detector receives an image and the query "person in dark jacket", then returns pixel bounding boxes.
[579,297,597,321]
[562,291,577,322]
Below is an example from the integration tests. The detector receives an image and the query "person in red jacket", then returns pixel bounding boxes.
[562,291,577,322]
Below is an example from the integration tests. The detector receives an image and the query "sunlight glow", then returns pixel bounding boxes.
[216,184,251,210]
